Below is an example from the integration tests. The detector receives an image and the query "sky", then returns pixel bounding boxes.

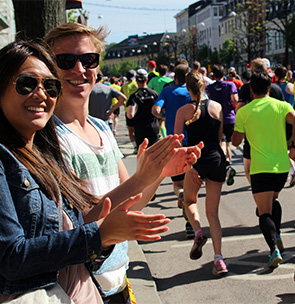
[82,0,196,44]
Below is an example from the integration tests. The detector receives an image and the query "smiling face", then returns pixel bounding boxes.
[51,34,99,106]
[1,56,57,145]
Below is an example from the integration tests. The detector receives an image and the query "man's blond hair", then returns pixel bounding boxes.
[250,58,267,73]
[44,22,109,54]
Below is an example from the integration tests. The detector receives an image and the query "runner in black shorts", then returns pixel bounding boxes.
[222,123,234,143]
[175,71,228,276]
[232,71,295,268]
[236,58,284,184]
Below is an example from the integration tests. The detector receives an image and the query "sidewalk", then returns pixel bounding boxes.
[114,111,162,304]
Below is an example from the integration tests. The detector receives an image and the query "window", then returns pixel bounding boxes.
[219,7,223,16]
[214,7,218,16]
[275,32,278,49]
[267,33,272,51]
[278,32,284,49]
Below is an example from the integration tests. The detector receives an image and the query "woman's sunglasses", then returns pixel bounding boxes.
[14,76,61,98]
[53,53,100,70]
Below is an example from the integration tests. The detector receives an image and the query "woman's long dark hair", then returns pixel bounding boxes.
[0,40,99,210]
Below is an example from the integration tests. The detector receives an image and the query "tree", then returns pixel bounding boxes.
[219,38,234,68]
[195,44,210,67]
[119,59,137,76]
[231,0,266,63]
[210,48,221,66]
[106,59,137,77]
[265,0,295,66]
[13,0,66,40]
[285,15,295,66]
[67,10,78,23]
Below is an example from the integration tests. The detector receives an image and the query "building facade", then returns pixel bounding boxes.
[0,0,15,50]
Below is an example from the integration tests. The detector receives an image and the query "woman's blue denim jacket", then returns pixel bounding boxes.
[0,144,105,295]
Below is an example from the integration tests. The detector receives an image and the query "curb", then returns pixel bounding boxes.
[127,241,162,304]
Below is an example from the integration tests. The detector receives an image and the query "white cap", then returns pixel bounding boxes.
[262,58,271,69]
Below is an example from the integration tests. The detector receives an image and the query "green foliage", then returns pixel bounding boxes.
[67,9,89,23]
[119,59,137,76]
[67,10,78,22]
[219,39,234,68]
[103,59,137,77]
[210,48,221,66]
[153,50,170,66]
[196,44,210,66]
[110,63,122,77]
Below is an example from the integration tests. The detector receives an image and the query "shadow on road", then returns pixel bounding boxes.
[276,293,295,304]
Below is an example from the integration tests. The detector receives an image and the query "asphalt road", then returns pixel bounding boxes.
[115,113,295,304]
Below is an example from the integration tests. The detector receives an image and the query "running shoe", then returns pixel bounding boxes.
[190,231,207,260]
[226,166,236,186]
[133,148,138,155]
[113,130,118,135]
[267,249,283,268]
[185,222,195,239]
[276,233,285,253]
[212,259,228,276]
[290,174,295,187]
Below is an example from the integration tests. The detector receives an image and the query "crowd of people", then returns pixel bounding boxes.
[0,21,295,304]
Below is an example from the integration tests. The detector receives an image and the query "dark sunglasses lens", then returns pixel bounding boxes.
[80,53,100,68]
[55,54,76,70]
[44,79,61,98]
[15,76,37,95]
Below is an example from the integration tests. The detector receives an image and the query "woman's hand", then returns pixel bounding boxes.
[97,194,170,248]
[162,141,204,177]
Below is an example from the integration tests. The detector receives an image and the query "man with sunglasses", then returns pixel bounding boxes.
[45,23,133,304]
[44,23,203,304]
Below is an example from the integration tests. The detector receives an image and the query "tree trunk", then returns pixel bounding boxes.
[284,42,289,67]
[13,0,67,40]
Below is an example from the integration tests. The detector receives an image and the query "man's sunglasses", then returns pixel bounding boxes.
[53,53,100,70]
[14,76,61,98]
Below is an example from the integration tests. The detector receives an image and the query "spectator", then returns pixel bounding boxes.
[45,22,203,303]
[0,39,171,304]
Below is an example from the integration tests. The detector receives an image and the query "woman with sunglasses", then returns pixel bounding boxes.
[44,23,203,303]
[0,40,175,304]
